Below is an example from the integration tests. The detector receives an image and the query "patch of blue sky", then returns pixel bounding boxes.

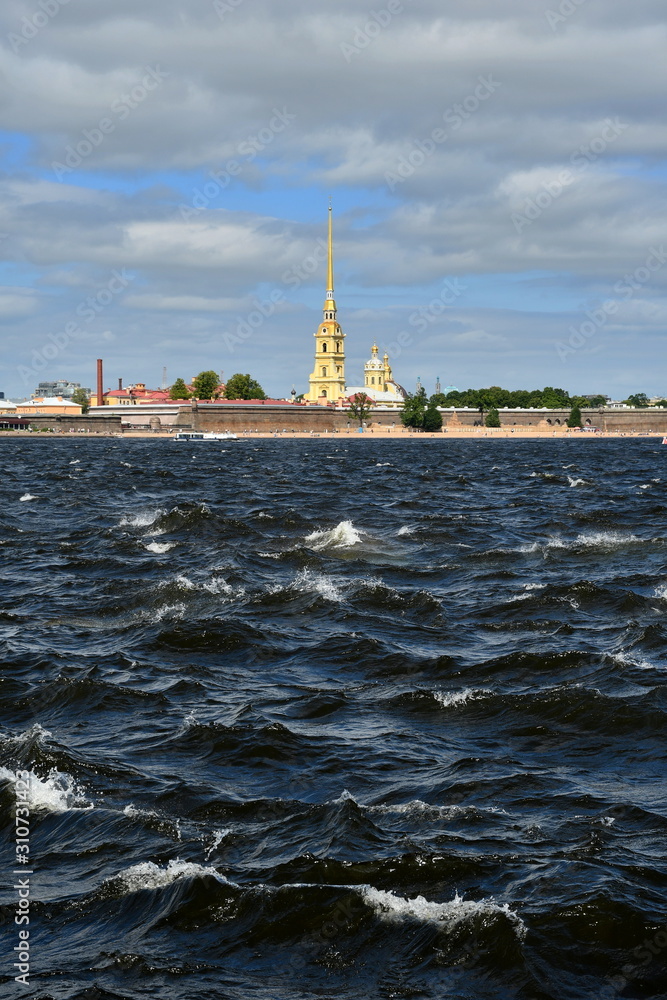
[0,131,35,171]
[469,271,588,313]
[0,260,44,289]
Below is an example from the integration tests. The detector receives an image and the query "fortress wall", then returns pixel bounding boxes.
[15,414,123,433]
[192,405,338,433]
[20,406,667,435]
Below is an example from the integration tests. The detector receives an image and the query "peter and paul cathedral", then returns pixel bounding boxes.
[306,205,406,408]
[306,204,346,403]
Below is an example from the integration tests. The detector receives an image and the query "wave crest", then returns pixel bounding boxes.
[360,887,526,938]
[306,520,362,551]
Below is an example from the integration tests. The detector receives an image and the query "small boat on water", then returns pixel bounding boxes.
[173,431,237,442]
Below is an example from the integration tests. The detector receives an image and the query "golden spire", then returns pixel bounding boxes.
[327,200,334,293]
[324,201,336,313]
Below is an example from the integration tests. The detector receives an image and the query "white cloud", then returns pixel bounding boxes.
[0,286,37,318]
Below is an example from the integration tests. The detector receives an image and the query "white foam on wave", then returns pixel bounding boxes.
[203,575,235,595]
[397,525,416,537]
[294,568,343,602]
[0,767,92,812]
[510,582,547,602]
[160,574,237,597]
[361,887,526,938]
[332,789,359,805]
[153,602,186,621]
[120,509,164,529]
[145,541,175,554]
[518,531,642,555]
[597,815,616,827]
[305,520,362,551]
[370,800,475,821]
[2,723,52,747]
[434,688,489,708]
[69,460,80,465]
[271,569,344,603]
[204,828,232,860]
[611,651,657,671]
[567,476,587,488]
[123,804,182,840]
[19,493,37,502]
[109,859,234,894]
[124,804,156,821]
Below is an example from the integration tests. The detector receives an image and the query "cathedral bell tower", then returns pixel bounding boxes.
[307,204,346,403]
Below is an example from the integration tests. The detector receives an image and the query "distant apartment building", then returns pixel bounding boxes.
[33,379,90,400]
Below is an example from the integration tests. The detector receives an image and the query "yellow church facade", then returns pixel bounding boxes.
[346,344,407,409]
[306,206,406,409]
[306,205,346,403]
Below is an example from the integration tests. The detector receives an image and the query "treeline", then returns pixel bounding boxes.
[170,372,266,401]
[430,386,607,410]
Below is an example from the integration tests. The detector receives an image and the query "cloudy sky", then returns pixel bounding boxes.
[0,0,665,399]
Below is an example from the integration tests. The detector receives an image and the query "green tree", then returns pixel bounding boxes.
[542,386,571,408]
[567,404,582,428]
[625,392,649,407]
[71,387,90,413]
[430,393,448,407]
[192,370,221,400]
[169,377,191,400]
[401,388,428,429]
[224,373,267,400]
[485,407,501,428]
[423,402,443,431]
[509,389,531,408]
[481,386,510,409]
[348,391,374,427]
